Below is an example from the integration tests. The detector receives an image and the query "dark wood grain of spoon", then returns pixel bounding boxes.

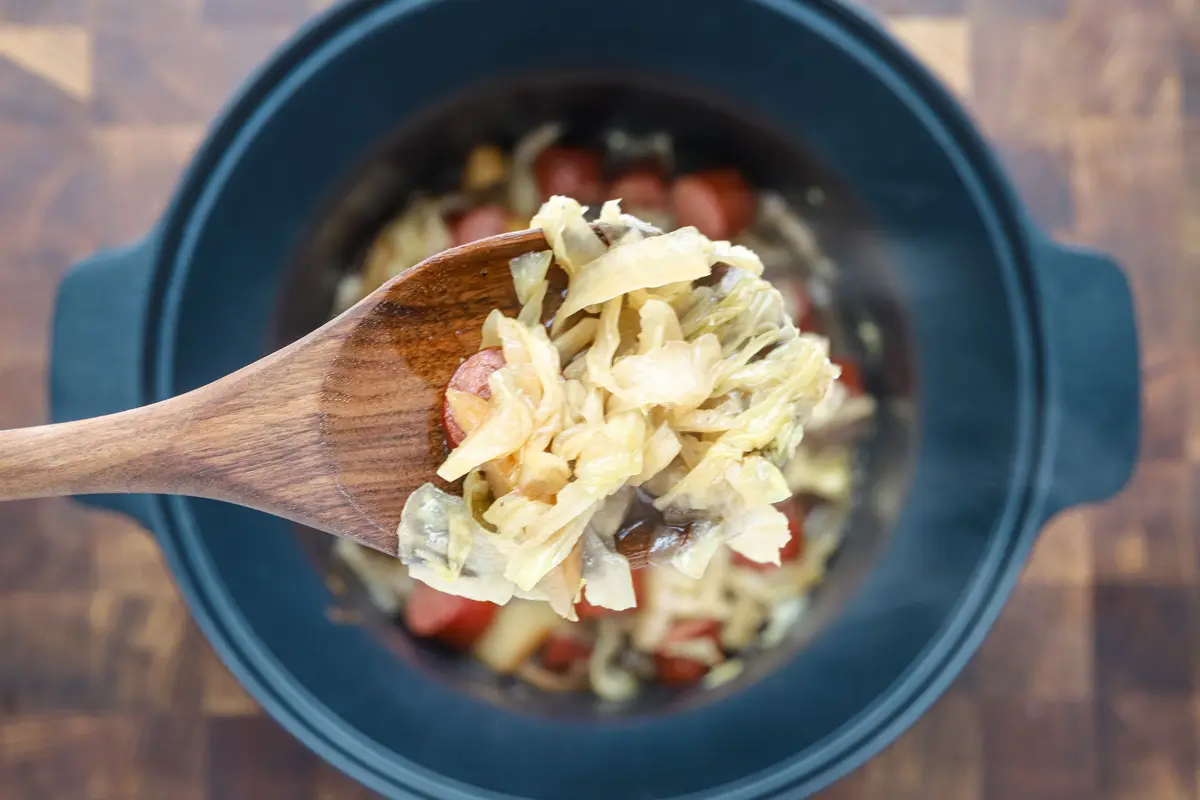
[0,229,561,555]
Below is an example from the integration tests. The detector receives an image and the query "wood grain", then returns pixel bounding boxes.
[0,229,529,554]
[0,0,1193,798]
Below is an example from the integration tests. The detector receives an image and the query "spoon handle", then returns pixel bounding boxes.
[0,388,339,523]
[0,313,338,505]
[0,402,184,501]
[0,339,375,541]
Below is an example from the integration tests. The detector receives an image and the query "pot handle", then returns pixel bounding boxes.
[49,233,160,529]
[1037,240,1139,517]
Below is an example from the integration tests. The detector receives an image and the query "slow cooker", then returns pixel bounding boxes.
[48,0,1139,797]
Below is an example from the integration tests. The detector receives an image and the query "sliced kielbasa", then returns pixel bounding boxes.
[609,168,667,211]
[452,204,512,246]
[533,147,604,204]
[670,169,756,240]
[834,359,865,397]
[442,347,506,447]
[653,619,723,685]
[404,582,499,650]
[539,635,592,672]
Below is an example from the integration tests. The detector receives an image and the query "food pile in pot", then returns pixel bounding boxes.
[333,125,875,700]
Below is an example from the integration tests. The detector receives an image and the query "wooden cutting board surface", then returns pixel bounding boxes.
[0,0,1194,797]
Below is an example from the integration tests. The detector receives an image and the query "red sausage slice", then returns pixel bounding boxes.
[834,359,865,397]
[452,204,511,246]
[654,656,709,685]
[653,619,723,685]
[670,169,756,240]
[609,169,667,211]
[443,347,506,447]
[533,147,603,205]
[540,635,592,673]
[404,582,499,650]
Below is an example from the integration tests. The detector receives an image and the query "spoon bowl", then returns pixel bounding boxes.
[0,229,541,553]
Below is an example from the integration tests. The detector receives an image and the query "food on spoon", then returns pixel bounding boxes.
[731,498,805,570]
[399,195,840,623]
[443,348,506,448]
[332,125,876,701]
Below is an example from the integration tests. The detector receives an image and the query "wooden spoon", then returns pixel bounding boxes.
[0,229,553,555]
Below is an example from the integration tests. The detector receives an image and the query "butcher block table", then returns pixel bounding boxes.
[0,0,1193,797]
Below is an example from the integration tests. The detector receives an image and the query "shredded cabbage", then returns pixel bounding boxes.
[531,195,606,276]
[511,249,552,304]
[559,226,716,318]
[398,484,516,604]
[580,531,637,611]
[630,422,681,487]
[436,369,535,481]
[400,197,844,618]
[611,335,722,409]
[636,299,685,353]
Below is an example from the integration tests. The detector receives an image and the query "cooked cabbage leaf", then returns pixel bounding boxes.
[402,198,847,617]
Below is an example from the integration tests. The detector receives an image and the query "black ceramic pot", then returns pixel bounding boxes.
[48,1,1139,797]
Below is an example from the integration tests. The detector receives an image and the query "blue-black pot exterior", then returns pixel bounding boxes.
[47,1,1139,798]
